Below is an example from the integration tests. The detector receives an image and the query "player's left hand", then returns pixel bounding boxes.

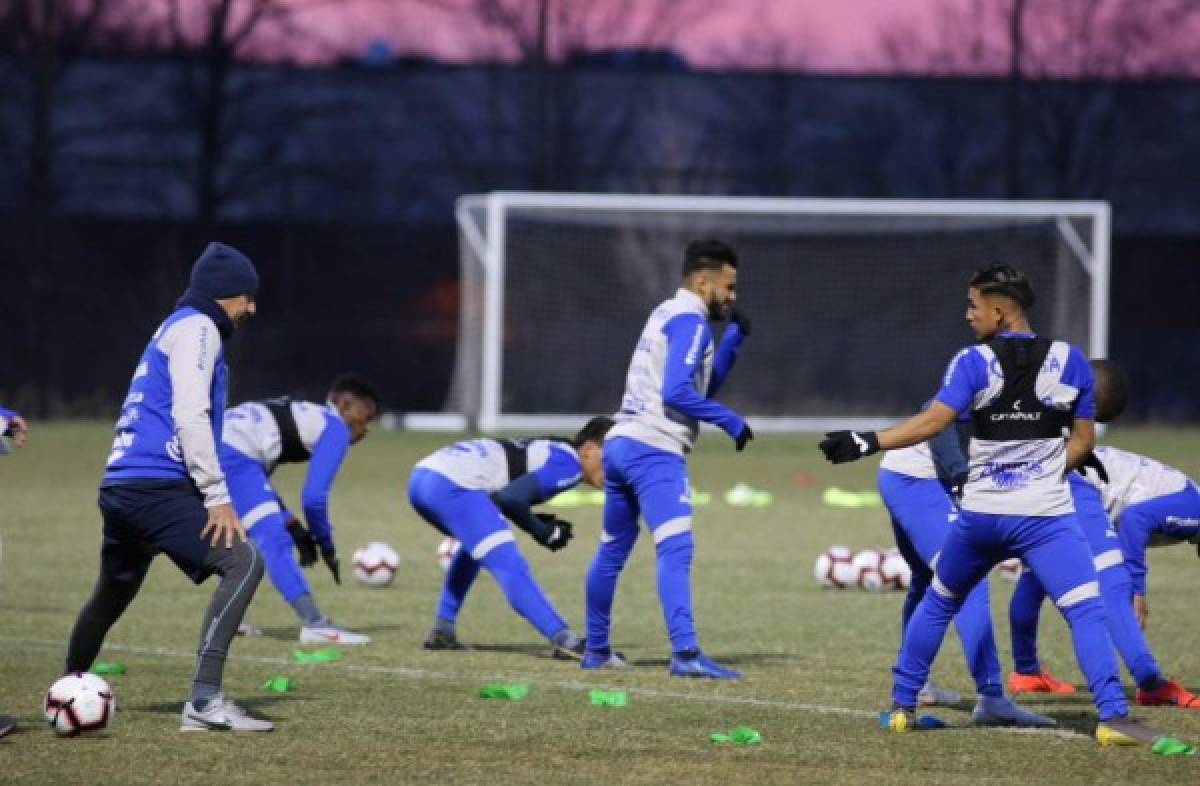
[320,547,341,584]
[819,430,880,463]
[1133,594,1149,629]
[730,307,751,337]
[533,513,574,552]
[735,423,754,451]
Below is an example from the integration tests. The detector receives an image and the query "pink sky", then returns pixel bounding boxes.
[282,0,1196,76]
[297,0,926,72]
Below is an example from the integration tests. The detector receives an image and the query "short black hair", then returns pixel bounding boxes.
[682,239,738,278]
[328,374,381,408]
[571,415,615,448]
[1090,359,1129,424]
[969,264,1035,310]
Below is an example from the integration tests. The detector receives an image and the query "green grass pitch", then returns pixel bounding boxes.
[2,423,1199,784]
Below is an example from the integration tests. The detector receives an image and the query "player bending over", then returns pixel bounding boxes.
[878,414,1052,726]
[820,264,1175,747]
[1008,362,1200,709]
[0,403,29,737]
[409,416,614,657]
[584,239,752,679]
[64,243,271,731]
[220,376,379,645]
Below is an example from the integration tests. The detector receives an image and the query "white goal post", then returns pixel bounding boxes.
[450,192,1109,434]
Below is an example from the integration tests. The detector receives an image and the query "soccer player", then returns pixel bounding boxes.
[879,420,1052,725]
[1008,379,1200,709]
[63,242,273,732]
[409,416,614,657]
[220,376,380,645]
[583,239,752,679]
[820,264,1165,746]
[0,403,28,737]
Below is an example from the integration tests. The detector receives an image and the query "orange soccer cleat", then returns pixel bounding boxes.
[1007,668,1077,695]
[1136,678,1200,709]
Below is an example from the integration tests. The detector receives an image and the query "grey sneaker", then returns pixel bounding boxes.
[917,680,961,707]
[181,695,274,732]
[972,695,1056,727]
[0,713,16,738]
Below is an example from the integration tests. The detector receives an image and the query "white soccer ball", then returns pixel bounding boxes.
[814,546,856,589]
[43,673,115,737]
[880,549,913,590]
[853,549,887,592]
[352,542,400,587]
[996,558,1023,582]
[436,537,461,571]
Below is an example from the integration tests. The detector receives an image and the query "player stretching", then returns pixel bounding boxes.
[409,416,613,657]
[64,242,272,731]
[821,264,1170,746]
[879,419,1052,726]
[220,376,379,644]
[1008,364,1200,709]
[584,239,752,679]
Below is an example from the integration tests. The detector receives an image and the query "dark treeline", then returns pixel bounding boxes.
[1,55,1197,419]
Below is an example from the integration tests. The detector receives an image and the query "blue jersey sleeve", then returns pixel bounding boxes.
[1062,347,1096,420]
[706,322,745,397]
[532,445,584,500]
[934,347,987,417]
[661,314,745,438]
[301,413,351,550]
[0,405,17,421]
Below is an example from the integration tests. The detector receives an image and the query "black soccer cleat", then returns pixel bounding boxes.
[423,629,470,651]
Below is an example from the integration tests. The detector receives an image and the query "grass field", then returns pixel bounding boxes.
[3,423,1200,784]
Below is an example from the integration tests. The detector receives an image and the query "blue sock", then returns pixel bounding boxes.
[481,541,567,641]
[952,578,1004,697]
[656,532,698,654]
[1009,569,1046,675]
[436,550,481,624]
[1059,596,1128,721]
[585,530,637,652]
[894,588,960,709]
[1097,565,1163,690]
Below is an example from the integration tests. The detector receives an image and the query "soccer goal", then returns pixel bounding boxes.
[450,193,1110,433]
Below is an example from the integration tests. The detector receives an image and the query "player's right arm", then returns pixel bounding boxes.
[660,314,748,445]
[820,347,980,463]
[491,473,572,551]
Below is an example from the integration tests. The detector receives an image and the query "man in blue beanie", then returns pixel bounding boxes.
[63,241,274,732]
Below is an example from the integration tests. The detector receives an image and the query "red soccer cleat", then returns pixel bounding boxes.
[1007,668,1077,695]
[1136,678,1200,708]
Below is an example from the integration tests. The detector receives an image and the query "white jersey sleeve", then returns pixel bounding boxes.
[161,313,228,507]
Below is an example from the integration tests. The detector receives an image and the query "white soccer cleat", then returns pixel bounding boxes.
[300,625,371,646]
[917,680,962,707]
[181,696,274,732]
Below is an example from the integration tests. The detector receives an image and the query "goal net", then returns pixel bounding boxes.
[451,193,1109,433]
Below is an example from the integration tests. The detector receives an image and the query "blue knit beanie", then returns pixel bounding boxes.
[189,242,259,299]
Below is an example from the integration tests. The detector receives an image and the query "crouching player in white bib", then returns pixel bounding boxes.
[220,376,379,645]
[409,416,614,657]
[821,264,1180,747]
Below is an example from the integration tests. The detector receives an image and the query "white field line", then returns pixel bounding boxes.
[3,636,1089,741]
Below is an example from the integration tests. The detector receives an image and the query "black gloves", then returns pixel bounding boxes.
[286,516,318,567]
[532,513,574,552]
[819,430,881,463]
[735,423,754,451]
[321,547,341,584]
[1080,452,1110,485]
[730,307,751,337]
